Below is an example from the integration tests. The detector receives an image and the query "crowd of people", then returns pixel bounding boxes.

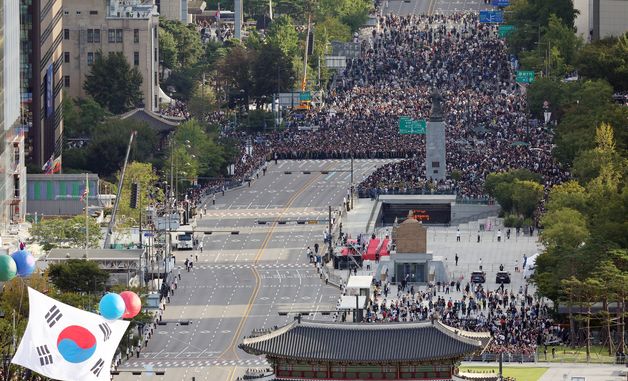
[257,13,569,200]
[159,100,190,119]
[352,280,563,357]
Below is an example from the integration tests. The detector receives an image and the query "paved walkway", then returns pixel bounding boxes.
[461,361,627,381]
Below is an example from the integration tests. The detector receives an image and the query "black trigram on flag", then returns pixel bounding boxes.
[44,305,63,328]
[90,358,105,377]
[36,345,53,366]
[98,322,112,342]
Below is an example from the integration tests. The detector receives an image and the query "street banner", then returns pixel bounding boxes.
[12,288,129,381]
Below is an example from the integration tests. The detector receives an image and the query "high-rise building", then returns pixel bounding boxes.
[20,0,64,169]
[2,0,27,230]
[574,0,628,41]
[62,0,160,112]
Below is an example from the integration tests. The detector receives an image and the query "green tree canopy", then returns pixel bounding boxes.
[116,162,163,226]
[48,259,110,293]
[159,28,179,69]
[266,15,300,57]
[160,19,203,68]
[63,96,110,139]
[30,215,102,250]
[84,52,143,114]
[576,34,628,92]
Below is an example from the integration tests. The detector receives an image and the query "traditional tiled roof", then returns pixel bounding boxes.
[239,320,485,362]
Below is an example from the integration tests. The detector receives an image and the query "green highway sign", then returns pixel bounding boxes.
[299,91,311,101]
[516,70,535,84]
[498,25,516,38]
[399,117,426,134]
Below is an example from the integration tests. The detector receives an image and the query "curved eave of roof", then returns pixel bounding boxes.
[117,108,182,128]
[239,320,483,362]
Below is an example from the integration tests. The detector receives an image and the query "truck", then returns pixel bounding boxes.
[170,232,194,250]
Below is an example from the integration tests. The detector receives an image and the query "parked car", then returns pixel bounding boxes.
[470,271,486,284]
[495,271,511,284]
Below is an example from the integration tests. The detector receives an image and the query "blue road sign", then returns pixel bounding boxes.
[479,10,504,23]
[492,0,510,7]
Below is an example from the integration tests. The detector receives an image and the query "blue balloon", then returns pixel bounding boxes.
[99,293,125,320]
[11,250,36,277]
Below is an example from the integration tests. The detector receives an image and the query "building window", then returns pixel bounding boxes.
[94,29,101,43]
[63,10,69,15]
[76,10,81,15]
[154,48,157,62]
[87,29,93,43]
[87,52,94,65]
[64,29,70,39]
[154,71,158,85]
[89,10,98,15]
[108,29,115,43]
[134,29,139,43]
[64,52,70,63]
[134,52,139,66]
[64,76,70,87]
[116,29,123,43]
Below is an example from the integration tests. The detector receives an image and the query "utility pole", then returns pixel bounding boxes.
[350,156,354,210]
[327,205,332,263]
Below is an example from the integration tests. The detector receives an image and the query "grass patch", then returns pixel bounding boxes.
[459,366,548,381]
[536,344,616,363]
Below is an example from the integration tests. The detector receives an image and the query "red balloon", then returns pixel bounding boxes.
[120,291,142,319]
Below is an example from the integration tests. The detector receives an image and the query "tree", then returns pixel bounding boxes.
[167,119,225,180]
[84,119,159,178]
[159,28,178,69]
[316,16,352,43]
[218,45,255,99]
[63,96,110,139]
[84,52,143,114]
[30,215,102,250]
[546,180,589,212]
[266,15,300,58]
[511,180,544,217]
[576,34,628,92]
[251,44,296,105]
[160,19,203,68]
[116,162,163,227]
[48,259,110,293]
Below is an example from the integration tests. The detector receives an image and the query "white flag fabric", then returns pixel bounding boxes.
[12,288,130,381]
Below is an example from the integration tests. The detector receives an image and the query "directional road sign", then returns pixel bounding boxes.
[516,70,535,84]
[299,91,311,101]
[498,25,516,38]
[492,0,510,7]
[479,10,504,23]
[399,117,426,134]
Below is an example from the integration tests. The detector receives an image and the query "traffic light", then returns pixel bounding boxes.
[130,183,139,209]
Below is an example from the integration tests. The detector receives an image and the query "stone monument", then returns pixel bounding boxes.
[425,88,447,181]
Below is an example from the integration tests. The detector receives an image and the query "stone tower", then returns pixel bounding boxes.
[425,88,447,181]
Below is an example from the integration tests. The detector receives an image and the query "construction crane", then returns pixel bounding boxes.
[295,14,312,110]
[103,131,136,249]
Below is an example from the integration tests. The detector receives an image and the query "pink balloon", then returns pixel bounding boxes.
[120,291,142,319]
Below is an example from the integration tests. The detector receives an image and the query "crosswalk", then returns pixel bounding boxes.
[177,263,313,271]
[122,358,270,369]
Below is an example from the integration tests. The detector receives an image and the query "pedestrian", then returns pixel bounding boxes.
[195,254,198,262]
[455,253,459,266]
[497,229,502,242]
[314,243,319,254]
[477,231,481,243]
[523,254,527,269]
[479,258,483,271]
[506,228,511,239]
[199,240,203,253]
[456,229,461,242]
[212,193,216,205]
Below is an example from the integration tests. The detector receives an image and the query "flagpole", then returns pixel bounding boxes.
[85,173,89,257]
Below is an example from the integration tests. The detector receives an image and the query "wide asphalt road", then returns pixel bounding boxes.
[116,159,392,381]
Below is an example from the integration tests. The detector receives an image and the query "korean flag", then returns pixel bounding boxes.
[12,288,130,381]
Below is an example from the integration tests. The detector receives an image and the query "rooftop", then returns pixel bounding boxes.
[107,0,157,19]
[240,320,488,362]
[47,248,144,261]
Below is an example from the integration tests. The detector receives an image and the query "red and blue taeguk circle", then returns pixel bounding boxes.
[56,325,97,363]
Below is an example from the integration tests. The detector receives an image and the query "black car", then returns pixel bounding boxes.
[470,271,486,283]
[496,271,511,284]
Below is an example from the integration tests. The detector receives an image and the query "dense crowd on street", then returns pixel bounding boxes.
[261,13,568,199]
[351,280,563,356]
[159,100,190,119]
